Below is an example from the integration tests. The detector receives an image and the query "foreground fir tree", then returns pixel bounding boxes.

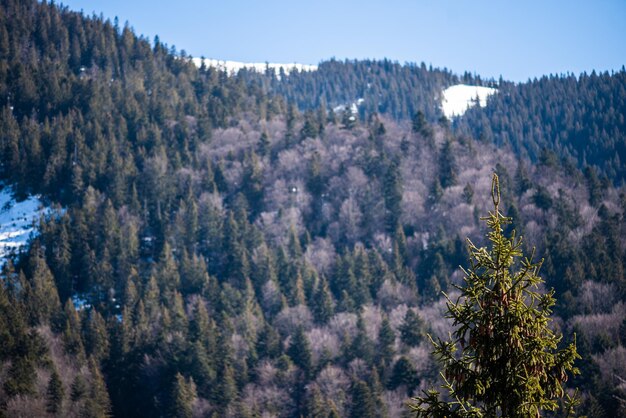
[410,174,580,417]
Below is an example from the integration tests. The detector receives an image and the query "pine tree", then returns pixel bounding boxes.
[71,374,88,401]
[342,107,357,130]
[312,276,334,324]
[351,313,374,362]
[242,151,264,217]
[438,139,457,188]
[26,246,61,324]
[62,298,85,359]
[399,309,425,348]
[301,109,320,139]
[389,357,419,393]
[216,363,237,409]
[46,368,65,415]
[83,358,112,418]
[170,373,196,418]
[288,326,313,378]
[377,315,395,368]
[412,110,431,137]
[410,174,580,417]
[383,160,402,233]
[306,384,328,418]
[369,367,388,418]
[350,379,376,418]
[214,329,237,409]
[258,130,270,157]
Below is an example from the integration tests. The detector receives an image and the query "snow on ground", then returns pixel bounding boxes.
[72,295,91,311]
[441,84,497,118]
[192,58,317,77]
[0,184,48,268]
[333,98,364,115]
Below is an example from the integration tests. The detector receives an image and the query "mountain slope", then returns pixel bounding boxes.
[455,70,626,182]
[0,1,624,417]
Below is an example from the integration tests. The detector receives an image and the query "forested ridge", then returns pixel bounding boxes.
[456,70,626,183]
[0,0,625,417]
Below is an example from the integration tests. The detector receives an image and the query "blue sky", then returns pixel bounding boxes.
[60,0,625,82]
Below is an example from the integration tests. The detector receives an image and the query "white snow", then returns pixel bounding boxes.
[72,295,91,311]
[0,184,48,268]
[441,84,497,118]
[333,98,364,114]
[192,58,317,77]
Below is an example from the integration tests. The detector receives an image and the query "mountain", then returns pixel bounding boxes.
[455,70,626,182]
[0,1,624,417]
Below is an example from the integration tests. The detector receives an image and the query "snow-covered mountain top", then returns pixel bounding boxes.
[192,58,318,76]
[0,185,48,267]
[441,84,497,118]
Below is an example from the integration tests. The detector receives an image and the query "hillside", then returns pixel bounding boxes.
[455,70,626,182]
[0,1,625,417]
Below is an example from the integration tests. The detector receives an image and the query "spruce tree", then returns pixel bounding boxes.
[400,309,425,348]
[170,373,196,418]
[83,358,112,418]
[389,357,419,393]
[377,315,396,368]
[383,160,402,233]
[312,276,334,324]
[288,326,313,378]
[410,174,580,417]
[46,368,65,415]
[70,374,88,402]
[351,313,374,363]
[412,110,431,137]
[350,379,376,418]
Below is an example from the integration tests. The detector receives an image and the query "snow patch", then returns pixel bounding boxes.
[192,58,317,77]
[441,84,497,118]
[72,295,91,311]
[0,184,48,268]
[333,98,364,114]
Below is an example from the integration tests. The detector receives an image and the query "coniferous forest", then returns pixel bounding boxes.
[1,1,625,416]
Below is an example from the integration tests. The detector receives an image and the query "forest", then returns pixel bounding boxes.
[0,0,625,417]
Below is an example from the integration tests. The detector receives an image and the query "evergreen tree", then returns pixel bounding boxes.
[242,151,264,217]
[169,373,196,418]
[70,374,88,402]
[46,368,65,415]
[399,309,425,348]
[215,328,237,408]
[350,379,376,418]
[410,174,580,417]
[301,109,320,139]
[383,160,402,233]
[389,357,419,393]
[378,315,395,368]
[26,246,61,324]
[351,313,374,362]
[288,326,313,378]
[411,110,431,137]
[369,367,388,418]
[83,358,112,418]
[342,107,357,130]
[216,363,237,409]
[306,384,328,418]
[312,276,334,324]
[438,139,457,188]
[258,130,270,157]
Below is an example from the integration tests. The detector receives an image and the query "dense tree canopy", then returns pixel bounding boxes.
[0,1,624,417]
